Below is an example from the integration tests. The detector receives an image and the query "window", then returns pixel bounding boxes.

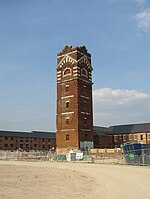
[114,135,117,142]
[43,139,45,142]
[66,101,69,108]
[84,117,87,124]
[129,134,132,141]
[66,134,69,141]
[123,135,126,142]
[34,144,37,147]
[65,85,69,92]
[66,117,70,125]
[148,134,150,140]
[84,101,87,111]
[11,144,14,147]
[134,134,137,140]
[64,68,71,76]
[140,134,143,140]
[81,68,88,77]
[85,133,87,140]
[11,137,14,140]
[5,137,8,140]
[5,144,8,147]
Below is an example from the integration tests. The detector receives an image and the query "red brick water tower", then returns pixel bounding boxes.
[56,45,93,154]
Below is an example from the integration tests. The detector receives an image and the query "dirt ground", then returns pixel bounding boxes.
[0,161,149,199]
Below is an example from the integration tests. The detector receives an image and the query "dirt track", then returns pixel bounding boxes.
[0,161,149,199]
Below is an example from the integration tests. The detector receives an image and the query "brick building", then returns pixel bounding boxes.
[56,45,93,154]
[110,123,150,147]
[94,123,150,148]
[0,131,56,151]
[93,126,113,148]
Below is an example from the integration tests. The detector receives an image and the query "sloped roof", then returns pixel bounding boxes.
[93,126,109,136]
[109,123,150,134]
[93,122,150,136]
[108,125,134,134]
[0,130,56,139]
[131,123,150,133]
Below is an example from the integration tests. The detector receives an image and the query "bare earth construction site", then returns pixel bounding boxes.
[0,161,149,199]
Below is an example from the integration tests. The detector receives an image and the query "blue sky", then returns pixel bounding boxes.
[0,0,150,132]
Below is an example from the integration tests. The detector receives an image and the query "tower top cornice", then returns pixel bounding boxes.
[57,45,91,57]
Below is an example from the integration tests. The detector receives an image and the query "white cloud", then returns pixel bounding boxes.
[93,88,150,126]
[133,9,150,32]
[94,88,149,105]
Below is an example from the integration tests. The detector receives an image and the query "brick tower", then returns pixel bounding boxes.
[56,45,93,154]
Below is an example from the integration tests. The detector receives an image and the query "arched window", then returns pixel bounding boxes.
[64,68,71,76]
[65,85,69,92]
[66,101,69,108]
[81,68,88,77]
[85,133,87,140]
[66,134,69,141]
[84,101,87,111]
[66,117,70,125]
[84,117,87,124]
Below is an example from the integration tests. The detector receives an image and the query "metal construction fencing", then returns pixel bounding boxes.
[0,150,126,164]
[0,150,94,162]
[121,143,150,166]
[0,150,54,161]
[0,145,149,166]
